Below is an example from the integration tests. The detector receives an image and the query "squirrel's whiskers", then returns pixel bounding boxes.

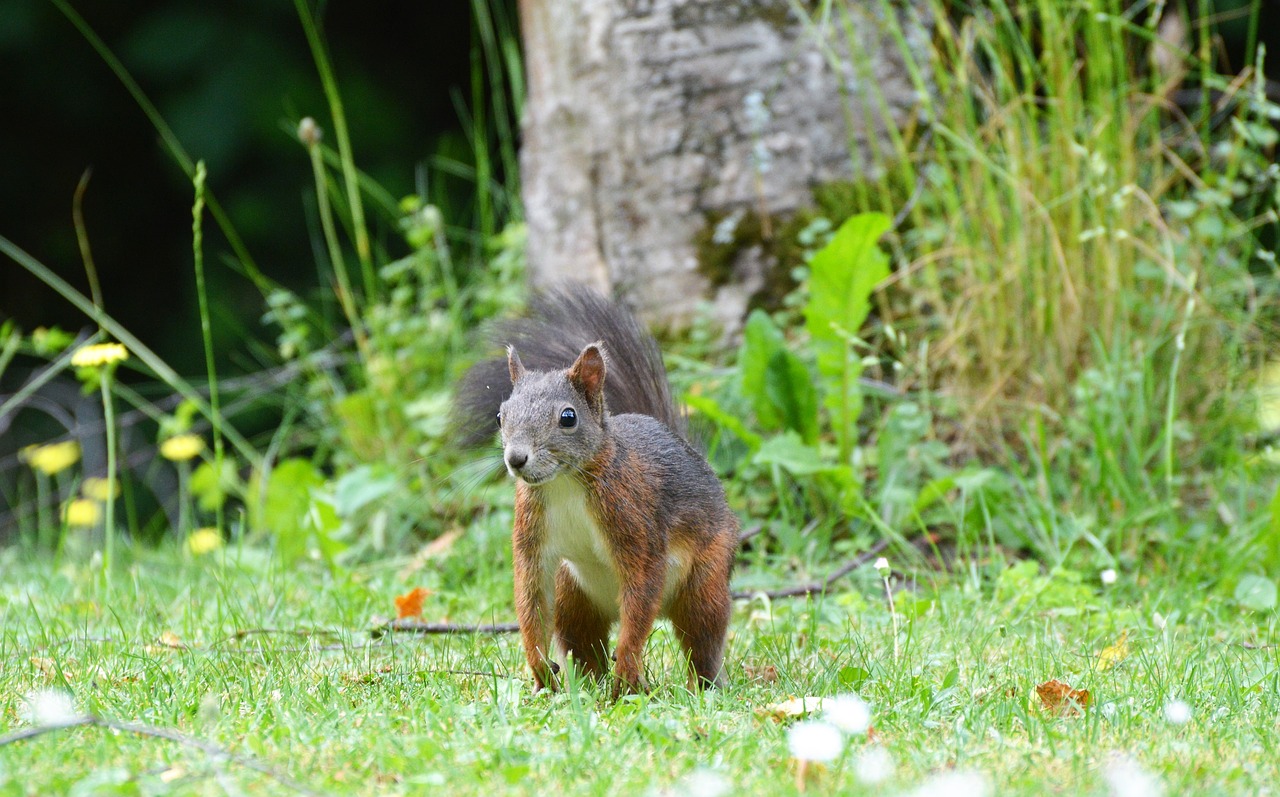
[427,454,505,514]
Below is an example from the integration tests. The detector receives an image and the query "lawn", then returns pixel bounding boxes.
[3,530,1277,796]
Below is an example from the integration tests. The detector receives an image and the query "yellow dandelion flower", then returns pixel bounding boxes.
[70,342,129,368]
[81,477,120,501]
[160,434,205,462]
[21,441,80,476]
[63,499,101,528]
[187,528,223,555]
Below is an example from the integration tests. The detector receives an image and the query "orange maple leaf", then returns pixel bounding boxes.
[1036,679,1090,716]
[394,587,431,619]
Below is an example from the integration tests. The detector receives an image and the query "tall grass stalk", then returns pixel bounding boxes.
[98,368,118,578]
[468,0,525,238]
[71,171,104,315]
[295,0,375,301]
[33,473,52,551]
[191,162,226,536]
[437,0,525,240]
[1164,283,1198,502]
[299,119,368,360]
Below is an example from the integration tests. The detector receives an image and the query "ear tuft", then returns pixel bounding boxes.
[568,342,607,414]
[507,345,526,385]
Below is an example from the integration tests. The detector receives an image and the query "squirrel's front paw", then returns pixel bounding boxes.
[533,660,562,692]
[610,667,649,700]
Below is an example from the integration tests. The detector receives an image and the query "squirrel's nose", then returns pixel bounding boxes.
[505,450,528,471]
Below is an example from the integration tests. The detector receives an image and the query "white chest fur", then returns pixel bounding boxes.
[540,476,620,614]
[537,476,692,618]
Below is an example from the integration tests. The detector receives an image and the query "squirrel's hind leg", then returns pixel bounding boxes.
[668,532,735,689]
[554,565,613,681]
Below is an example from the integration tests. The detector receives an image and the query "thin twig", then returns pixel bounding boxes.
[36,634,117,651]
[383,620,521,636]
[382,536,935,636]
[0,715,327,796]
[37,631,375,657]
[208,642,370,655]
[736,522,765,545]
[222,627,343,643]
[730,538,891,600]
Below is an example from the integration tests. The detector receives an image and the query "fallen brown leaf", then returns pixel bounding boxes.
[1036,679,1090,716]
[394,586,431,619]
[744,663,779,683]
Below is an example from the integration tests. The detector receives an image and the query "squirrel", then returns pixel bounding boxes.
[456,287,739,695]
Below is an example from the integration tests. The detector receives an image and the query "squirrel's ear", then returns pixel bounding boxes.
[507,345,526,384]
[568,342,607,414]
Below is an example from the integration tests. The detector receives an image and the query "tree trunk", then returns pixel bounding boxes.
[518,0,927,330]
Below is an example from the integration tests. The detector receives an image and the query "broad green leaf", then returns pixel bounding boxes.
[765,349,819,444]
[309,496,347,566]
[805,213,891,455]
[335,391,381,460]
[1234,575,1278,612]
[739,309,786,429]
[837,666,870,689]
[739,310,819,443]
[259,458,342,565]
[261,458,322,562]
[753,431,843,476]
[913,476,957,514]
[333,465,397,516]
[942,666,960,690]
[190,459,239,512]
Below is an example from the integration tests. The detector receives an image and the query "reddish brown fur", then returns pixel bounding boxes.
[503,329,736,696]
[553,569,612,678]
[513,434,737,696]
[512,481,559,690]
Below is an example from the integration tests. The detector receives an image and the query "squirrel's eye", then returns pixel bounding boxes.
[559,408,577,428]
[496,411,502,426]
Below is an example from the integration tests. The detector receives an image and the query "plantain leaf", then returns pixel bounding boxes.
[739,309,819,444]
[805,213,891,457]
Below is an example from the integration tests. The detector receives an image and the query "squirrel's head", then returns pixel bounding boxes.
[497,342,609,486]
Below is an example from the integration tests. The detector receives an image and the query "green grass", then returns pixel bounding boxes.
[3,534,1278,796]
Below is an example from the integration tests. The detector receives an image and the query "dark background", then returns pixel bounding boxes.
[1,0,488,375]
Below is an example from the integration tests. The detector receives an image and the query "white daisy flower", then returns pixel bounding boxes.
[854,746,894,785]
[1163,699,1191,725]
[824,694,872,735]
[20,689,79,726]
[787,720,843,762]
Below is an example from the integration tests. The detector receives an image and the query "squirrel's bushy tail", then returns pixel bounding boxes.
[455,286,682,445]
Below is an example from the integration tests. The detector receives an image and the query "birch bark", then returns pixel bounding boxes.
[518,0,926,329]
